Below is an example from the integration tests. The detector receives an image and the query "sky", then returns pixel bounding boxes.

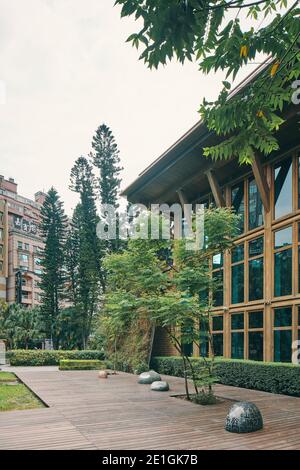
[0,0,273,214]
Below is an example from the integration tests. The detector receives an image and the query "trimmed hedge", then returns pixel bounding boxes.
[59,359,106,370]
[7,350,105,366]
[151,356,300,397]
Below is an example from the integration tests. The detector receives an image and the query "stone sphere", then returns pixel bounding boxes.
[98,370,108,379]
[225,401,263,433]
[151,381,169,392]
[138,370,161,384]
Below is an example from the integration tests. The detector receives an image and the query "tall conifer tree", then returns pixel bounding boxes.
[39,187,68,348]
[70,157,104,347]
[91,124,122,207]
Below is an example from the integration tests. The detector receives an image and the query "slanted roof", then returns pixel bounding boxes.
[122,59,300,205]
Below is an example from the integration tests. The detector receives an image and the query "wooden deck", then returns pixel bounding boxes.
[0,367,299,450]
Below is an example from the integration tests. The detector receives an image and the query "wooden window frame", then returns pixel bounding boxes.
[230,310,265,360]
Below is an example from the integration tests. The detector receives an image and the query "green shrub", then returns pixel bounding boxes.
[7,350,105,366]
[151,356,300,397]
[59,359,107,370]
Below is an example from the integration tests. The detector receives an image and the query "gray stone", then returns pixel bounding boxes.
[151,381,169,392]
[225,401,263,433]
[138,370,161,384]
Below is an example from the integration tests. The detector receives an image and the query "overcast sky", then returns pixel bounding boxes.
[0,0,271,214]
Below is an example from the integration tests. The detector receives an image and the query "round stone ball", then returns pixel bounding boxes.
[98,370,108,379]
[151,381,169,392]
[225,401,263,433]
[138,370,161,384]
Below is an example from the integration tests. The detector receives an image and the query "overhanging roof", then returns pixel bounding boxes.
[122,59,300,205]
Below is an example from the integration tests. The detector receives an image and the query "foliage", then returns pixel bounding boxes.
[58,359,107,370]
[0,304,43,349]
[102,231,169,372]
[91,123,123,208]
[39,187,68,347]
[7,349,105,366]
[70,157,105,347]
[152,356,300,397]
[102,208,239,399]
[116,0,300,163]
[0,372,16,383]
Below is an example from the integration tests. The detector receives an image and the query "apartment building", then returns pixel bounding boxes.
[0,176,46,307]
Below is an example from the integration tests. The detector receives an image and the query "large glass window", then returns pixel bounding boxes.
[231,332,244,359]
[212,253,223,307]
[274,157,293,219]
[232,182,245,233]
[212,334,223,357]
[199,318,209,357]
[249,332,264,361]
[274,330,292,362]
[231,244,244,304]
[273,307,292,362]
[248,310,264,361]
[231,313,245,359]
[231,313,244,330]
[248,236,264,301]
[248,177,264,230]
[212,315,223,356]
[0,229,3,241]
[274,227,293,297]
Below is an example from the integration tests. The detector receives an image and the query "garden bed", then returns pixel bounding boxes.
[0,372,45,412]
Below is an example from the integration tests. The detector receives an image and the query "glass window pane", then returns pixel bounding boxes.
[231,332,244,359]
[274,307,292,327]
[274,226,292,249]
[274,249,292,297]
[231,264,244,304]
[274,158,293,219]
[249,331,264,361]
[249,311,264,329]
[298,306,300,326]
[231,313,244,330]
[248,177,264,230]
[232,182,244,233]
[212,333,223,356]
[212,253,223,269]
[212,315,223,331]
[212,269,223,307]
[199,318,209,357]
[248,258,264,301]
[249,237,264,257]
[274,330,292,362]
[232,244,244,263]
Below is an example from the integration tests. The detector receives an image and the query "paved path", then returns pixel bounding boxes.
[0,366,299,450]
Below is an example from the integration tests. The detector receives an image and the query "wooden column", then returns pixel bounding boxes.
[251,152,270,212]
[264,164,273,362]
[205,169,226,207]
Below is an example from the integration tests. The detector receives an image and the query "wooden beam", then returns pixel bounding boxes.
[251,152,270,212]
[205,169,226,207]
[177,188,188,207]
[176,189,193,235]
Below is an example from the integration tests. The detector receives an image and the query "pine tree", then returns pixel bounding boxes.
[69,157,105,348]
[91,124,122,207]
[39,187,68,348]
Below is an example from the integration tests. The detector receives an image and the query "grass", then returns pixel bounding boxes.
[0,371,16,383]
[0,371,44,412]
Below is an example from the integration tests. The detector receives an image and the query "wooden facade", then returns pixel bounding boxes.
[122,67,300,363]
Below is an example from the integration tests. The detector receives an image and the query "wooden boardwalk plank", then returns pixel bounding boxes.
[0,367,299,450]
